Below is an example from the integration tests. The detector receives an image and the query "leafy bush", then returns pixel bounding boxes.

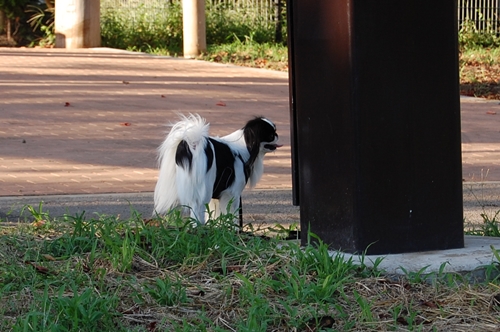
[0,0,47,45]
[26,2,54,47]
[101,2,183,54]
[205,0,275,45]
[459,20,500,50]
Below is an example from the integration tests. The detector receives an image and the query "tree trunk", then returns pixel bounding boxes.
[274,0,283,43]
[6,17,11,42]
[0,11,5,35]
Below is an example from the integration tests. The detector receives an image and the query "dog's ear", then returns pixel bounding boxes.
[244,130,261,171]
[243,126,258,151]
[242,118,265,168]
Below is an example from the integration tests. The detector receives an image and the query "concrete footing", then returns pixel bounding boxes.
[337,236,500,280]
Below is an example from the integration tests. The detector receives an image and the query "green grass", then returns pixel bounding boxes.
[199,33,288,71]
[100,3,184,55]
[466,210,500,237]
[2,204,500,330]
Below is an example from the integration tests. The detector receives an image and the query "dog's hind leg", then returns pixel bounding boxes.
[218,195,241,225]
[207,199,220,221]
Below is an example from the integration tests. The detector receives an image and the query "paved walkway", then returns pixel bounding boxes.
[1,48,500,197]
[0,48,290,196]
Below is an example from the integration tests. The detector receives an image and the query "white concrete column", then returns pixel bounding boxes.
[55,0,101,48]
[182,0,206,58]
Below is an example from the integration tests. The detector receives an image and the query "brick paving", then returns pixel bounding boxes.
[0,48,500,197]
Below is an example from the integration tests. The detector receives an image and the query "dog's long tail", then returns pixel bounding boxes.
[153,114,214,220]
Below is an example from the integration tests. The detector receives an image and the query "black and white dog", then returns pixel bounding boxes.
[153,114,280,223]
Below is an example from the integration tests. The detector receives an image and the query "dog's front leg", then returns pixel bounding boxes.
[218,195,241,225]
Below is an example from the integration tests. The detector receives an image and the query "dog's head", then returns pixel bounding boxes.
[243,117,281,155]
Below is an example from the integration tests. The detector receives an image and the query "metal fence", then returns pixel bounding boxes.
[101,0,174,19]
[101,0,277,23]
[459,0,500,32]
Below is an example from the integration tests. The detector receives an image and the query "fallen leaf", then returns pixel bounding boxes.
[121,305,140,315]
[379,313,392,319]
[146,321,157,332]
[64,102,71,107]
[216,101,226,106]
[486,111,497,115]
[213,265,244,274]
[227,265,244,272]
[120,122,131,126]
[161,95,166,98]
[82,261,91,273]
[122,80,130,84]
[420,300,438,308]
[25,261,51,275]
[31,220,46,228]
[492,293,500,305]
[144,219,161,227]
[397,316,408,325]
[188,288,205,296]
[304,315,335,331]
[42,254,56,261]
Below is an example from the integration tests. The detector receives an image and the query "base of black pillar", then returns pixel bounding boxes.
[287,0,464,254]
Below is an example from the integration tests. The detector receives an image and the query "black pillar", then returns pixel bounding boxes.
[287,0,464,255]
